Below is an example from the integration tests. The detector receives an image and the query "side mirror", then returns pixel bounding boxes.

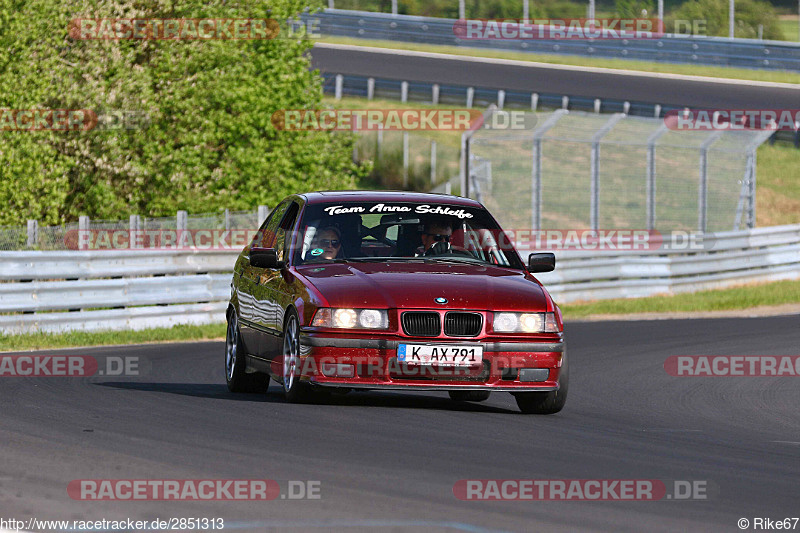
[250,247,284,269]
[528,252,555,273]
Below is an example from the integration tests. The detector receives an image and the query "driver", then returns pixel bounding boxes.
[417,220,453,256]
[310,226,343,260]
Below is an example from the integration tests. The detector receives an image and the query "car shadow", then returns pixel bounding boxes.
[95,381,519,413]
[314,389,518,414]
[95,382,273,402]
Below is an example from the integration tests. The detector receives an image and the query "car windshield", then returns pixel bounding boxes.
[293,201,523,269]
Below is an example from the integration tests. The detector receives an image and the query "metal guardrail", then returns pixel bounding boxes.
[529,223,800,302]
[1,225,798,333]
[0,250,238,334]
[311,9,800,71]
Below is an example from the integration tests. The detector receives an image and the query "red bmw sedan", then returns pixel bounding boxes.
[225,191,567,414]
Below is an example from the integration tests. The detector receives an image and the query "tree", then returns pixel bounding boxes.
[0,0,366,225]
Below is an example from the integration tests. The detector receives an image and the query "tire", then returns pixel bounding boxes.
[513,351,569,415]
[225,311,270,393]
[281,309,314,403]
[448,390,491,402]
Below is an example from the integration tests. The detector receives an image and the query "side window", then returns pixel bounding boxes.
[274,202,300,264]
[254,201,290,249]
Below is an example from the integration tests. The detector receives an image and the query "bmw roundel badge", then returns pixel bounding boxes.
[434,297,448,304]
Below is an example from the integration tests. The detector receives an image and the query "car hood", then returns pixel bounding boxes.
[295,261,548,311]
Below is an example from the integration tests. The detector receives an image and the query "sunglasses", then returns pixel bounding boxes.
[320,239,340,247]
[424,233,450,242]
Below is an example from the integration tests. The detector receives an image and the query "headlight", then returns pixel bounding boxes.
[311,308,389,329]
[492,312,560,333]
[333,309,358,328]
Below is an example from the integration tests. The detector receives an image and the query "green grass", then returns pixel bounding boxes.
[0,323,226,352]
[317,36,800,85]
[777,16,800,42]
[561,278,800,318]
[756,142,800,226]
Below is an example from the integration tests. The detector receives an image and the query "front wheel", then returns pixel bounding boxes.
[225,311,269,393]
[513,352,568,415]
[281,310,314,403]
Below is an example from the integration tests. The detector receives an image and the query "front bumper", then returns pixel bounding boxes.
[297,334,564,391]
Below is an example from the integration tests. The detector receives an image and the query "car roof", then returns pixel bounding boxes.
[299,190,483,208]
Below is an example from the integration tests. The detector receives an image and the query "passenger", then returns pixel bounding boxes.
[310,226,343,260]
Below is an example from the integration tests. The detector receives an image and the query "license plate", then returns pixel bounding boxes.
[397,344,483,366]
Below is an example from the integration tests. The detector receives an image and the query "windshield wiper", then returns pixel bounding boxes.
[426,256,484,264]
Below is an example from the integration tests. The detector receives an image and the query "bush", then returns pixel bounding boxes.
[0,0,367,225]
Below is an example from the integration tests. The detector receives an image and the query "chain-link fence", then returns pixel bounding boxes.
[354,129,461,191]
[466,110,772,233]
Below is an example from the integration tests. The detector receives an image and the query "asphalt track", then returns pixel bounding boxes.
[310,44,800,109]
[2,316,799,532]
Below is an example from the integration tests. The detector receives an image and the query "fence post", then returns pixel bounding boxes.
[78,216,90,251]
[367,77,375,100]
[698,131,723,232]
[530,109,567,231]
[403,132,409,188]
[531,93,538,111]
[698,150,708,232]
[258,205,270,227]
[460,132,469,197]
[224,209,231,230]
[623,101,631,114]
[129,215,141,249]
[177,210,187,232]
[561,96,569,110]
[26,219,38,248]
[328,0,333,8]
[497,90,505,109]
[748,149,757,228]
[590,114,626,231]
[646,124,669,231]
[430,140,437,185]
[401,81,408,103]
[466,87,474,109]
[594,99,601,113]
[391,0,397,15]
[432,83,440,105]
[654,104,662,117]
[334,74,343,100]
